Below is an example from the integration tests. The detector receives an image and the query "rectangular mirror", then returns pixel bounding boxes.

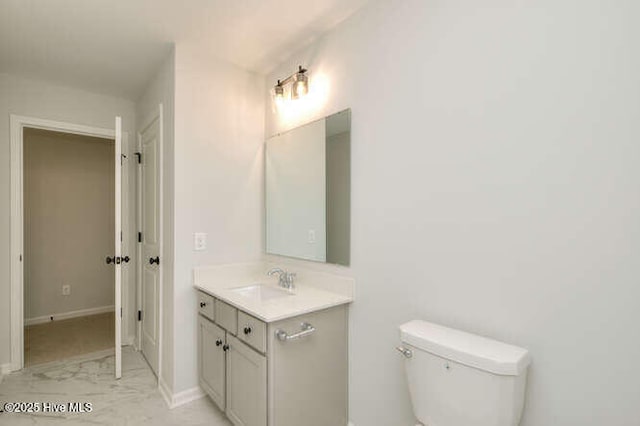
[266,109,351,266]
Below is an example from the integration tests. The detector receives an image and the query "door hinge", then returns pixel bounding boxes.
[120,308,123,318]
[135,152,141,164]
[138,310,142,321]
[19,254,22,262]
[138,232,142,243]
[120,231,123,242]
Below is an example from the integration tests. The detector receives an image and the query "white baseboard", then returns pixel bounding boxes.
[1,363,11,375]
[172,386,205,408]
[25,305,115,326]
[123,334,135,347]
[158,377,173,408]
[158,378,205,409]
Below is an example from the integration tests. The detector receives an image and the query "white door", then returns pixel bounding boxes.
[140,116,160,375]
[114,116,123,379]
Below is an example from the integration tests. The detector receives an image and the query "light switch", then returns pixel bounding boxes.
[194,233,207,251]
[62,284,71,296]
[308,229,316,244]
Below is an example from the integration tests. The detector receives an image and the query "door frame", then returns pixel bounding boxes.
[135,103,163,380]
[9,114,131,371]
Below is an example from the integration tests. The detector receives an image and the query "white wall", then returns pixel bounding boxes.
[135,49,176,391]
[0,73,137,366]
[265,1,640,425]
[172,45,264,393]
[23,129,115,320]
[266,118,326,262]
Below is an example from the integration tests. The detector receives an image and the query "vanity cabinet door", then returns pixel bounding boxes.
[225,334,267,426]
[198,314,226,411]
[269,306,348,426]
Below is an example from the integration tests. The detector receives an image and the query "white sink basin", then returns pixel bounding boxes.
[230,284,292,301]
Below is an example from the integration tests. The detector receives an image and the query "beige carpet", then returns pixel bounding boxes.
[24,312,115,367]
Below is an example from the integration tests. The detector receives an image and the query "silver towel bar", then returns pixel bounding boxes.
[275,322,316,342]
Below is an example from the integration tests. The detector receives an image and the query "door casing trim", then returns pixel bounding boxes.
[9,114,130,371]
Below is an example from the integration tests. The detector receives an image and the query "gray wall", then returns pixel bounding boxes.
[172,44,264,393]
[24,129,114,320]
[265,1,640,425]
[134,43,265,398]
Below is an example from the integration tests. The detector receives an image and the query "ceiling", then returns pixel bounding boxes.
[0,0,370,100]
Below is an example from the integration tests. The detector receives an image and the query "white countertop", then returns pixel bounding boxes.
[193,262,354,323]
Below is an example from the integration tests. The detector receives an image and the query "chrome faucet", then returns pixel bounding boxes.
[267,267,296,292]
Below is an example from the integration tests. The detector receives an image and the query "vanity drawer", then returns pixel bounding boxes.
[197,291,215,320]
[238,311,267,353]
[215,300,237,335]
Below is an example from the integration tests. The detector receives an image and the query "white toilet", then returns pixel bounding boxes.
[398,320,531,426]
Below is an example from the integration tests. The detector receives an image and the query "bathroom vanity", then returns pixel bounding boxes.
[194,109,354,426]
[194,263,353,426]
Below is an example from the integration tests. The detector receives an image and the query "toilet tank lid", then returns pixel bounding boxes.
[399,320,531,376]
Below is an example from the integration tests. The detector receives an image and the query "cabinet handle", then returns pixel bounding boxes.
[215,339,223,347]
[275,322,315,342]
[243,326,252,335]
[200,302,206,308]
[149,256,160,265]
[222,344,229,352]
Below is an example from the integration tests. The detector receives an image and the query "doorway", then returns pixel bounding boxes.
[22,128,116,366]
[10,115,131,379]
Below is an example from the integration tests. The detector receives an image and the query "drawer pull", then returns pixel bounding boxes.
[222,344,230,352]
[243,326,252,335]
[200,302,206,308]
[275,322,315,342]
[215,339,223,347]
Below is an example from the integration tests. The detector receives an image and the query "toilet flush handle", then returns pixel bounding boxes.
[396,346,413,358]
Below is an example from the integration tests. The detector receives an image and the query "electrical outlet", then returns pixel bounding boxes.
[308,229,316,243]
[194,232,207,251]
[62,284,71,296]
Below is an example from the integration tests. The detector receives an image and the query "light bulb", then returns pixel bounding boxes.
[292,74,308,99]
[274,83,284,99]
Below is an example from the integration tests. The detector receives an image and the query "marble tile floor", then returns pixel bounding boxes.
[0,347,231,425]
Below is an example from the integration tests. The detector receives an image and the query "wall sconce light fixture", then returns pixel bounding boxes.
[274,65,309,101]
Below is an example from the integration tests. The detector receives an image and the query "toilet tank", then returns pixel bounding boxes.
[399,320,531,426]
